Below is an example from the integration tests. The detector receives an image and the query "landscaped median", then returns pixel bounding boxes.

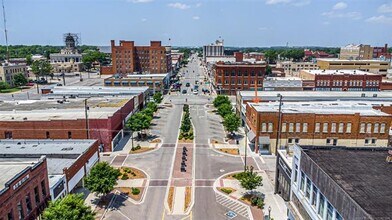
[178,104,194,143]
[214,167,265,219]
[114,166,148,203]
[129,138,162,154]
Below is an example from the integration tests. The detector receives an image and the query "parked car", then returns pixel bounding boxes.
[186,83,190,87]
[182,89,187,94]
[193,90,198,95]
[56,83,63,86]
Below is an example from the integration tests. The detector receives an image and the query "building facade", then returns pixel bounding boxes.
[213,61,266,95]
[339,44,373,60]
[373,44,390,58]
[50,34,84,73]
[277,61,318,75]
[104,73,170,94]
[299,69,382,91]
[317,59,390,75]
[289,145,392,220]
[100,40,172,75]
[203,39,224,61]
[245,101,392,154]
[0,156,50,220]
[0,63,28,86]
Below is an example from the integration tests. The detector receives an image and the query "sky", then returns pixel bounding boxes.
[3,0,392,47]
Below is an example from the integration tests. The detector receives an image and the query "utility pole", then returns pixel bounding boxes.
[84,99,89,139]
[274,94,283,195]
[244,126,248,172]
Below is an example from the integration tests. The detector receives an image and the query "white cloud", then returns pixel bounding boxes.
[366,15,392,24]
[168,2,191,10]
[332,2,347,10]
[292,0,311,6]
[378,3,392,13]
[195,3,202,8]
[192,16,200,20]
[129,0,153,3]
[141,18,147,22]
[258,27,268,31]
[322,11,361,20]
[322,21,330,25]
[265,0,291,4]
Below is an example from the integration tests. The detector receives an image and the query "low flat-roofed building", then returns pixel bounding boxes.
[104,73,170,95]
[0,156,50,220]
[263,77,303,91]
[289,145,392,220]
[0,96,139,151]
[236,90,392,124]
[245,101,392,154]
[0,139,99,201]
[317,58,390,75]
[0,63,28,86]
[277,61,318,75]
[300,69,382,91]
[275,149,293,202]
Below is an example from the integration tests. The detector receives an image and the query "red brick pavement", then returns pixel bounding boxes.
[171,143,193,186]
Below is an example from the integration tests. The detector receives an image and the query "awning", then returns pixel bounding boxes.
[247,130,256,142]
[259,136,270,145]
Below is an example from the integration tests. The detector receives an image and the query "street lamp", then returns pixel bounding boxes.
[244,125,248,172]
[268,206,271,220]
[84,98,90,139]
[275,94,283,155]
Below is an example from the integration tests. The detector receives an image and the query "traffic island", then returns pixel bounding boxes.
[218,148,240,155]
[114,167,148,204]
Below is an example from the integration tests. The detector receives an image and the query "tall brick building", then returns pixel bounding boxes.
[101,40,172,75]
[212,61,266,95]
[245,101,392,154]
[0,156,50,220]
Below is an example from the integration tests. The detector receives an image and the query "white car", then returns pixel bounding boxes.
[193,90,198,95]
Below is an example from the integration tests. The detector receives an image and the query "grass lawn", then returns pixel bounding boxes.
[0,88,21,93]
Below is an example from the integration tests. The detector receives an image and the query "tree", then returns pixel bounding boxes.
[31,60,52,78]
[26,54,33,65]
[265,65,272,77]
[153,92,163,103]
[43,194,95,220]
[217,103,233,117]
[264,50,277,63]
[82,50,107,71]
[84,162,121,199]
[223,113,241,135]
[146,102,158,112]
[239,166,263,191]
[126,112,153,135]
[213,95,230,108]
[142,107,154,118]
[0,81,10,91]
[13,73,28,87]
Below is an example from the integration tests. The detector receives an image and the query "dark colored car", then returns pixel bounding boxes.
[186,83,190,87]
[182,89,187,94]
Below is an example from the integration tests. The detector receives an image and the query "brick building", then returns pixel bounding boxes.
[299,69,382,91]
[373,43,391,58]
[0,140,99,201]
[0,156,50,220]
[245,101,392,154]
[101,40,172,75]
[212,61,266,95]
[104,73,170,94]
[0,96,145,152]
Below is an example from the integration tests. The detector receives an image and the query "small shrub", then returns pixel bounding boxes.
[121,174,129,180]
[131,147,136,151]
[131,172,136,176]
[123,167,132,173]
[233,172,247,180]
[221,188,232,194]
[131,187,140,195]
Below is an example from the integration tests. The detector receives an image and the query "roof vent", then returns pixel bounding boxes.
[23,117,27,120]
[61,147,74,151]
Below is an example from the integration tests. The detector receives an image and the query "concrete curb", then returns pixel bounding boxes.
[208,138,242,158]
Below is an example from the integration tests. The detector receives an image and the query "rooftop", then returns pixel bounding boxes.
[215,61,266,66]
[0,97,130,121]
[248,101,391,116]
[47,86,148,97]
[0,157,44,193]
[124,73,169,78]
[302,146,392,219]
[302,69,376,75]
[317,58,390,63]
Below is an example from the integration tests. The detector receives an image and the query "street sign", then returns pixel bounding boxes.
[225,211,237,219]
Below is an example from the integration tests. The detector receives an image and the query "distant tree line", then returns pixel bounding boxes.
[0,45,99,60]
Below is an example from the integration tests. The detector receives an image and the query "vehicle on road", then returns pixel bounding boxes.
[182,89,187,94]
[186,83,190,87]
[193,90,198,95]
[56,83,63,86]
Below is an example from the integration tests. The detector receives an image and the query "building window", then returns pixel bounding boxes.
[261,123,267,132]
[366,123,372,134]
[336,212,343,220]
[41,181,46,197]
[315,123,320,133]
[318,194,325,217]
[34,186,40,204]
[68,131,72,139]
[5,131,12,139]
[346,123,352,133]
[360,123,365,133]
[305,177,311,199]
[326,202,334,220]
[323,123,328,133]
[281,123,286,132]
[46,131,50,139]
[372,138,376,144]
[268,123,273,133]
[295,138,300,144]
[303,123,308,133]
[338,123,344,133]
[7,210,13,220]
[289,123,294,132]
[295,123,300,133]
[288,138,293,144]
[17,202,24,220]
[374,123,379,133]
[331,123,336,133]
[311,184,317,208]
[25,195,32,214]
[294,163,298,183]
[300,171,305,192]
[333,139,338,146]
[380,123,386,133]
